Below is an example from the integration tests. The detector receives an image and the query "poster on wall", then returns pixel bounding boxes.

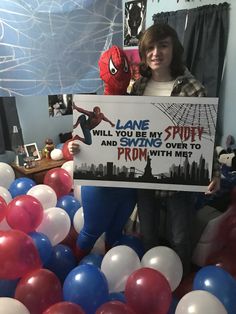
[123,0,147,48]
[124,49,141,92]
[73,95,218,192]
[48,94,73,117]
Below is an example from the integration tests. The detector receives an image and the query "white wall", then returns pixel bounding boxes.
[16,95,73,150]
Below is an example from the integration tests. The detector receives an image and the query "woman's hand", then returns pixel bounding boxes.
[205,176,220,195]
[68,141,80,155]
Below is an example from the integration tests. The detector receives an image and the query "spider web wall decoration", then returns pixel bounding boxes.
[0,0,123,96]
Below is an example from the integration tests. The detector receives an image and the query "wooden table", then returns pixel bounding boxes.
[12,158,65,184]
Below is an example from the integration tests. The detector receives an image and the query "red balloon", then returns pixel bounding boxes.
[62,139,73,161]
[0,196,7,222]
[125,267,172,314]
[96,301,135,314]
[6,195,44,233]
[0,229,41,279]
[15,268,63,314]
[43,301,85,314]
[44,168,73,198]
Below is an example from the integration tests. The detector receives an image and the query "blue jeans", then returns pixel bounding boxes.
[137,189,195,275]
[77,186,137,250]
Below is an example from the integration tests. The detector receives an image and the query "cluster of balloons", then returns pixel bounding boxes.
[0,160,236,313]
[193,265,236,313]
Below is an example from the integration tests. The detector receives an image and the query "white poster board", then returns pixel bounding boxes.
[73,95,218,192]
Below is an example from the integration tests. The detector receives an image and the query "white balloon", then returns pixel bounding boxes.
[37,207,71,246]
[0,297,30,314]
[101,245,141,293]
[141,246,183,291]
[175,290,227,314]
[73,184,82,203]
[0,186,12,204]
[0,162,15,189]
[73,207,84,233]
[91,233,105,255]
[61,160,74,179]
[27,184,57,210]
[50,148,63,160]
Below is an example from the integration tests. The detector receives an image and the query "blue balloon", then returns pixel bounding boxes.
[57,194,81,222]
[168,296,179,314]
[9,177,36,198]
[45,244,77,283]
[63,264,109,314]
[109,292,126,303]
[113,234,144,259]
[0,279,19,297]
[29,231,53,265]
[79,253,103,268]
[193,265,236,314]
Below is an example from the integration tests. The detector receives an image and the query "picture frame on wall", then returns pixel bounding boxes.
[24,142,40,160]
[48,94,73,118]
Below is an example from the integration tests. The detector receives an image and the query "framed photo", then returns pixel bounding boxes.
[24,142,40,160]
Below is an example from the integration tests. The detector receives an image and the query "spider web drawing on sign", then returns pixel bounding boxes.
[152,102,217,142]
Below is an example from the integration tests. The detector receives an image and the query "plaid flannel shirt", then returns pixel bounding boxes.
[130,73,206,97]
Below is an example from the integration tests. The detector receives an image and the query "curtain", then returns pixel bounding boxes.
[0,97,23,154]
[153,9,187,44]
[152,3,229,97]
[183,3,229,97]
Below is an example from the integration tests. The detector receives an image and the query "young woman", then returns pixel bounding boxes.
[131,23,220,275]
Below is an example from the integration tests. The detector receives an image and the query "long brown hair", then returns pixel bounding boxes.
[139,23,185,78]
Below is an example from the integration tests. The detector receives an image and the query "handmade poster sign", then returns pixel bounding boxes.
[73,95,218,192]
